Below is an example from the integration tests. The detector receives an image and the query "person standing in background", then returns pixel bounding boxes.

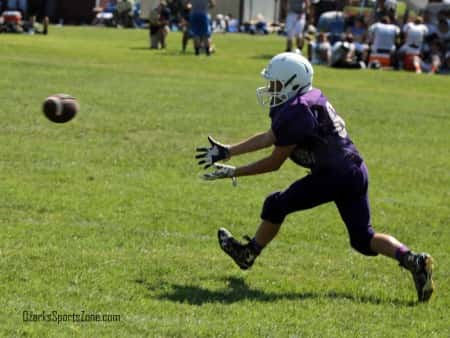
[149,1,170,49]
[28,0,49,35]
[285,0,311,52]
[190,0,215,55]
[180,1,192,53]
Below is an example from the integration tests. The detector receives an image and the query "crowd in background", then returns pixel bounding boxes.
[143,0,450,73]
[0,0,49,34]
[303,0,450,74]
[1,0,449,73]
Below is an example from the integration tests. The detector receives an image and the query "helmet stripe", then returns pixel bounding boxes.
[284,74,297,87]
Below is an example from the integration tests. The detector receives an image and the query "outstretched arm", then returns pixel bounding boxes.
[229,129,275,157]
[196,129,275,168]
[234,144,295,176]
[203,144,295,181]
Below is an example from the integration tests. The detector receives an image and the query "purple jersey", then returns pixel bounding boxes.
[270,88,363,173]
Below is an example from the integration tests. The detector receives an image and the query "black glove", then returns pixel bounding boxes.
[195,136,230,169]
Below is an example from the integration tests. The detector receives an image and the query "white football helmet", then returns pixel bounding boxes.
[256,52,314,108]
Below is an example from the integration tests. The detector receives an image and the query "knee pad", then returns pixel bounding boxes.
[349,230,377,256]
[260,191,286,224]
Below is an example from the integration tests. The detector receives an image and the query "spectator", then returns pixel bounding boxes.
[285,0,311,52]
[180,1,192,53]
[92,1,117,27]
[226,13,239,33]
[331,33,366,68]
[367,16,400,68]
[436,17,450,52]
[311,0,344,26]
[423,10,438,36]
[317,10,345,45]
[116,0,133,28]
[398,16,429,71]
[438,51,450,74]
[423,1,450,26]
[213,13,226,33]
[346,16,369,63]
[132,1,142,27]
[27,0,50,35]
[399,16,428,54]
[374,0,398,25]
[307,32,332,65]
[249,13,269,35]
[190,0,215,55]
[149,1,170,49]
[412,37,442,74]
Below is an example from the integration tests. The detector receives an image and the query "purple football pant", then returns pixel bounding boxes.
[261,162,377,256]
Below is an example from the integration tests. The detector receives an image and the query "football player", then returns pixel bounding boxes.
[196,52,434,302]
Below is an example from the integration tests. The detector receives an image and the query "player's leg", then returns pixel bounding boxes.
[160,26,168,49]
[218,173,336,270]
[369,232,434,302]
[29,15,37,33]
[286,38,294,52]
[208,37,215,54]
[40,0,50,35]
[430,53,440,74]
[190,12,201,55]
[335,163,434,302]
[307,41,315,61]
[363,231,434,302]
[181,27,189,52]
[194,37,201,55]
[202,13,211,55]
[27,0,37,34]
[150,29,159,49]
[42,15,49,35]
[295,35,303,52]
[285,13,296,52]
[294,15,306,51]
[205,38,212,56]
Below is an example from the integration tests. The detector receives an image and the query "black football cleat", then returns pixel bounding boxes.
[217,228,258,270]
[401,252,434,302]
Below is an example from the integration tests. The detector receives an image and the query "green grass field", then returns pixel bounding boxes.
[0,27,449,337]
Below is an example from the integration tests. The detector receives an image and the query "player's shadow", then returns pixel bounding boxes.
[136,276,416,307]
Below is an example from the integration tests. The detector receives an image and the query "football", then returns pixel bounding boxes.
[42,94,79,123]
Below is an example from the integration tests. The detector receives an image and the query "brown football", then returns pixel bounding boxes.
[43,94,79,123]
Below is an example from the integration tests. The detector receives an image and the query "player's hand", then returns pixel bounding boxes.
[195,136,230,169]
[202,163,236,180]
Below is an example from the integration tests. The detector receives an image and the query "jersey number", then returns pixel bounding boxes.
[325,102,347,138]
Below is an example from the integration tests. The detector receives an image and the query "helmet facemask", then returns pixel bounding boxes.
[257,79,286,107]
[256,74,304,108]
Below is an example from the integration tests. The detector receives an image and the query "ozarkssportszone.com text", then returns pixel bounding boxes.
[23,310,121,324]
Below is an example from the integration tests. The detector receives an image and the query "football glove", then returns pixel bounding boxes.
[196,136,230,169]
[202,163,236,181]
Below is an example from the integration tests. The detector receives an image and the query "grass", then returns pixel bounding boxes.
[0,27,449,337]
